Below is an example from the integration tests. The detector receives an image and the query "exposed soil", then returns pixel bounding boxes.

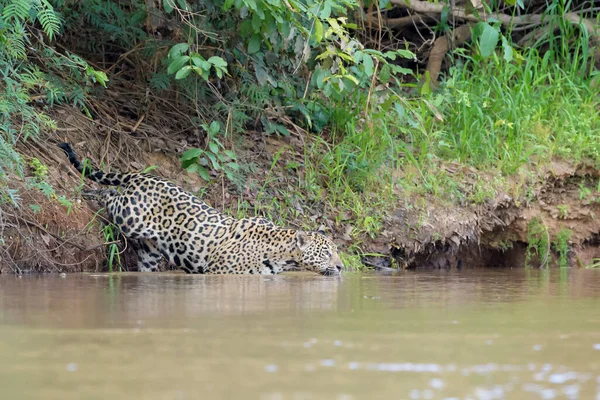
[3,103,600,273]
[386,161,600,270]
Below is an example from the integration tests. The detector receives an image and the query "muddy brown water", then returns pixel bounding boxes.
[1,269,600,400]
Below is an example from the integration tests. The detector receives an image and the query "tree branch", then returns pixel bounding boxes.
[391,0,599,43]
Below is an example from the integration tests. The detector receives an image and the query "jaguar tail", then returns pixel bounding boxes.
[58,142,132,186]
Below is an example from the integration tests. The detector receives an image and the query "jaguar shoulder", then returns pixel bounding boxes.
[58,143,344,275]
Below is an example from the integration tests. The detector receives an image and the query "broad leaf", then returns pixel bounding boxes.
[363,55,374,77]
[501,35,514,62]
[196,165,211,181]
[478,22,500,58]
[168,43,189,59]
[208,142,219,154]
[248,34,261,54]
[167,56,190,74]
[209,121,221,136]
[208,56,227,68]
[163,0,174,13]
[180,148,203,161]
[314,19,323,43]
[175,65,192,79]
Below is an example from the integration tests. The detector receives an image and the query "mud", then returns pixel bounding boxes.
[3,105,600,273]
[387,161,600,269]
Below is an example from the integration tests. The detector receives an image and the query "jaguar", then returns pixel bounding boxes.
[58,142,344,275]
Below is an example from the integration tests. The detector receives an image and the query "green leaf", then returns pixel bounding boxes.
[37,5,61,41]
[363,55,374,77]
[196,165,211,181]
[224,150,236,159]
[206,152,221,170]
[384,51,396,60]
[420,71,432,96]
[86,67,109,88]
[255,63,277,87]
[175,65,192,80]
[163,0,174,13]
[379,63,390,83]
[168,43,189,59]
[390,65,413,75]
[394,102,405,119]
[186,163,199,173]
[192,56,211,71]
[320,3,331,19]
[280,21,291,38]
[248,34,261,54]
[397,49,416,60]
[222,0,235,10]
[226,162,240,171]
[208,142,219,154]
[191,55,206,67]
[314,19,323,43]
[142,165,159,173]
[478,22,500,58]
[29,204,41,214]
[343,74,359,85]
[313,68,328,89]
[209,121,221,136]
[501,35,514,62]
[167,56,190,74]
[208,56,227,68]
[177,0,190,11]
[275,124,290,136]
[251,12,262,31]
[180,148,203,161]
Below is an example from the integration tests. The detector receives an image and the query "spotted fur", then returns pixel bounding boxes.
[59,143,344,275]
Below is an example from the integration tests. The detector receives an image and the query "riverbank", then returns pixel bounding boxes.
[2,101,600,273]
[1,1,599,273]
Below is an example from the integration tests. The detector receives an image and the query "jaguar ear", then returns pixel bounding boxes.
[296,231,311,251]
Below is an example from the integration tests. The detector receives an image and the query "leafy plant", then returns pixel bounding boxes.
[0,0,108,209]
[553,228,572,268]
[526,217,550,268]
[180,121,240,182]
[166,43,228,81]
[556,205,569,219]
[103,223,123,273]
[29,158,48,179]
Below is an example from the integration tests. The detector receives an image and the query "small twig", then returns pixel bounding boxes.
[84,240,120,252]
[132,115,145,132]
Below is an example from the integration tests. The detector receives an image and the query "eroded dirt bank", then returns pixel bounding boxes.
[2,107,600,273]
[386,161,600,270]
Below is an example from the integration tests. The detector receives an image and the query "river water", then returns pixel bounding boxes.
[1,269,600,400]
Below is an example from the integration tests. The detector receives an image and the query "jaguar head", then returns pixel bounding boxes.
[295,231,344,276]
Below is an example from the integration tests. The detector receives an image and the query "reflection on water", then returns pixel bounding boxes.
[1,269,600,399]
